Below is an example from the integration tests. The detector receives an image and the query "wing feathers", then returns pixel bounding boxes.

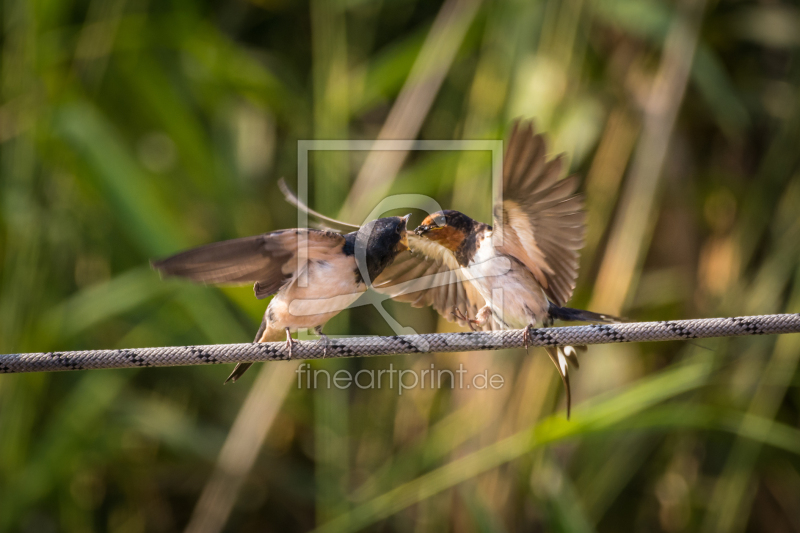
[153,229,346,299]
[495,120,586,307]
[374,235,494,330]
[152,235,287,284]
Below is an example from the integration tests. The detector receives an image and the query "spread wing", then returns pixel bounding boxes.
[152,229,347,299]
[374,234,496,330]
[277,179,493,329]
[493,120,586,307]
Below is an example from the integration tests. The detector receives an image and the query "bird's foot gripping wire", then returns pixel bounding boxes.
[314,326,330,358]
[284,327,296,359]
[452,307,478,331]
[523,324,533,349]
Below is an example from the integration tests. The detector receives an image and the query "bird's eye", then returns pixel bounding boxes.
[396,224,403,234]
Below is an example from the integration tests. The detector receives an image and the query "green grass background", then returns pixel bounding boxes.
[2,0,800,531]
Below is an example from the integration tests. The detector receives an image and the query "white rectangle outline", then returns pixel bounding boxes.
[297,139,504,288]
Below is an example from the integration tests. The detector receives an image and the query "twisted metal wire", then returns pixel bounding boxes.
[1,313,799,375]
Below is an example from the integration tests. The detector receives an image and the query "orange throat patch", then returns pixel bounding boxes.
[423,226,466,252]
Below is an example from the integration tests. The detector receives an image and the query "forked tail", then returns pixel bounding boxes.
[225,319,285,383]
[547,303,622,324]
[543,303,621,419]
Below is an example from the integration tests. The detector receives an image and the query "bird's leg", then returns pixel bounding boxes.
[523,324,533,349]
[284,327,296,359]
[314,325,330,358]
[452,307,477,331]
[453,305,492,332]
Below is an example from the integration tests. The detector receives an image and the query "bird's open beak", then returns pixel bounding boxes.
[397,214,411,251]
[414,224,437,236]
[398,234,409,251]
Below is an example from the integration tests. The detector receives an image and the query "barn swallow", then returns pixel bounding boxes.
[152,212,411,383]
[275,123,616,417]
[279,182,492,335]
[403,120,619,418]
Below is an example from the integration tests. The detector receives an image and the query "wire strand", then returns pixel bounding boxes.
[2,313,799,374]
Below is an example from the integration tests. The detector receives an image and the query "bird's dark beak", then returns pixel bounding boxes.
[414,224,434,236]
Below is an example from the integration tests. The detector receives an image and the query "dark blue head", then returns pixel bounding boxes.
[343,214,410,283]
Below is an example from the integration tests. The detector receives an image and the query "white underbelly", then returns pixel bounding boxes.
[272,257,364,331]
[461,242,549,329]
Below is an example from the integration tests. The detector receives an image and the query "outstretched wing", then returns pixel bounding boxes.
[374,234,496,330]
[277,179,493,329]
[152,229,347,299]
[493,120,585,307]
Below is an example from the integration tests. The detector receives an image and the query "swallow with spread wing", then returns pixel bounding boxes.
[273,122,616,417]
[405,120,619,418]
[152,213,411,383]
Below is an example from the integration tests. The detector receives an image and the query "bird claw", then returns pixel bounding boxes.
[452,307,478,332]
[523,325,533,349]
[318,334,330,358]
[284,327,296,359]
[313,326,331,358]
[286,337,296,359]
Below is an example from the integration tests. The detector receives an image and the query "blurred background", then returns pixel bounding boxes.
[2,0,800,530]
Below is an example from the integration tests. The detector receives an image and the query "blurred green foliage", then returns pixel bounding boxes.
[2,0,800,531]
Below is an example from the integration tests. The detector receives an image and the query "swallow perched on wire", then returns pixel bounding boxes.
[152,207,411,383]
[280,184,492,338]
[276,123,616,416]
[401,120,619,417]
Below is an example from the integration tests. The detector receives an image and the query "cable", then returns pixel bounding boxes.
[1,313,799,375]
